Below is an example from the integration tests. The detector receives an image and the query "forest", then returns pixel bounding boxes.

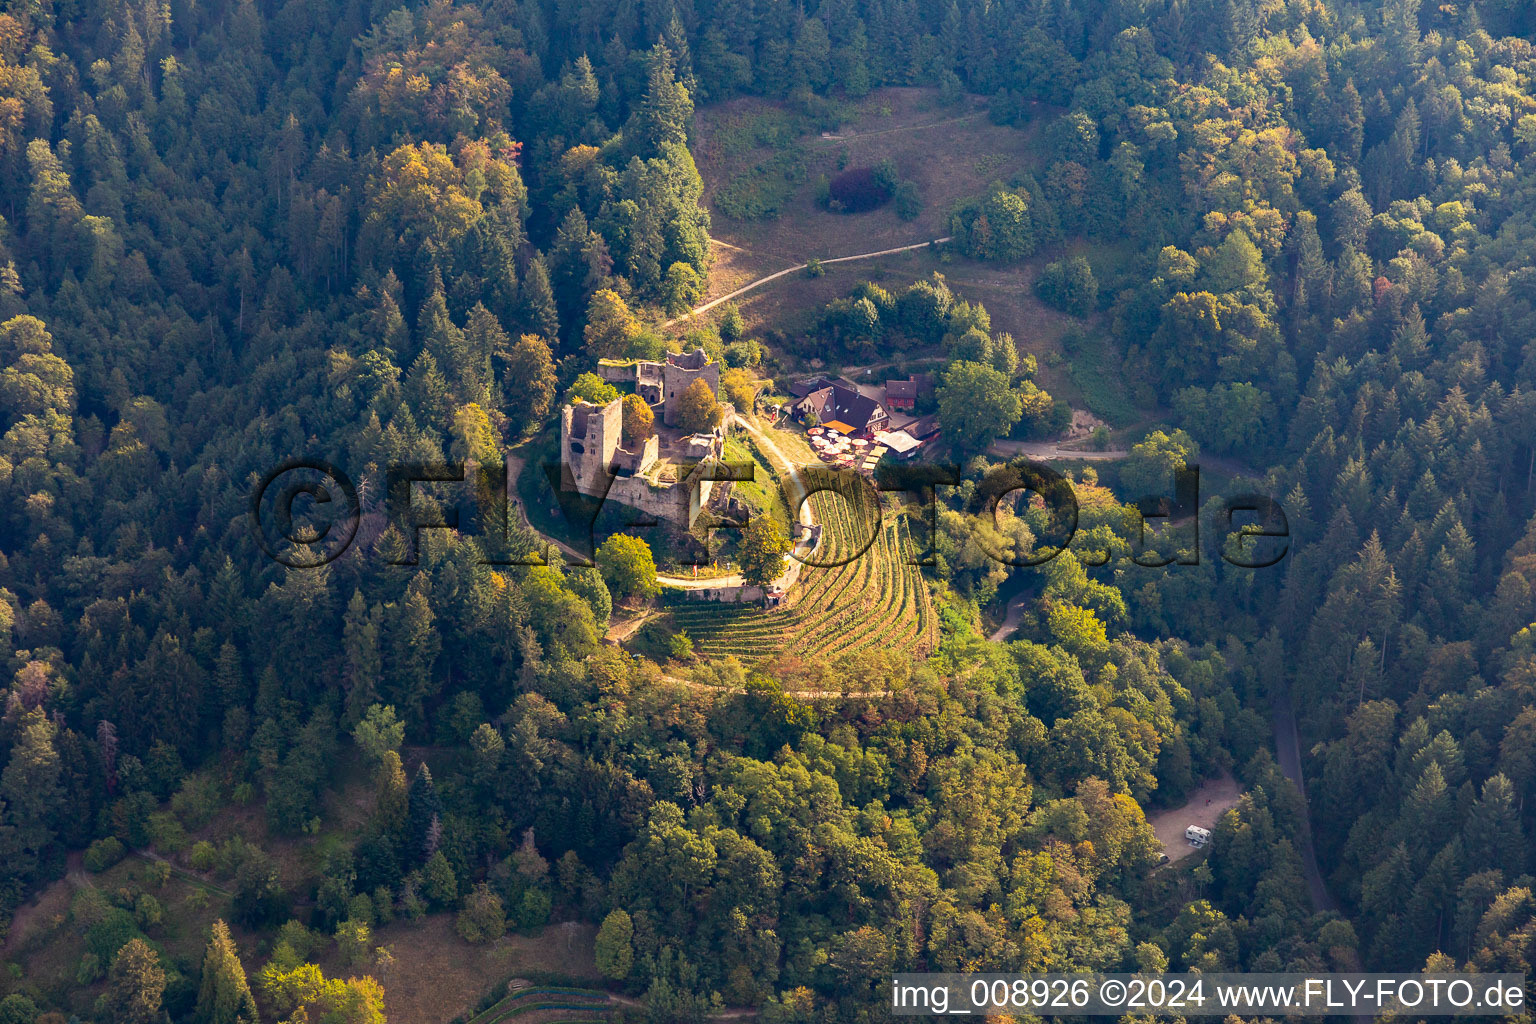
[0,0,1534,1021]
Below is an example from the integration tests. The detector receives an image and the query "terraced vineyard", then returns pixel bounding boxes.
[655,490,937,667]
[463,984,619,1024]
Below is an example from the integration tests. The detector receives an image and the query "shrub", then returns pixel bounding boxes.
[400,875,428,921]
[169,774,220,829]
[147,811,188,854]
[724,338,761,367]
[70,887,112,928]
[595,909,634,980]
[1034,255,1098,316]
[827,166,893,212]
[954,185,1039,261]
[455,883,506,943]
[669,631,695,661]
[75,953,103,986]
[188,841,217,872]
[0,994,40,1024]
[372,886,395,926]
[515,888,551,931]
[275,919,318,961]
[718,302,745,341]
[84,907,140,963]
[134,893,163,929]
[662,262,705,316]
[625,329,666,360]
[336,918,372,965]
[566,372,619,405]
[893,181,922,221]
[346,892,376,927]
[85,837,126,873]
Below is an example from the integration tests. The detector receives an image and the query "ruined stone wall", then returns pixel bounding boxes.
[605,475,702,527]
[662,360,721,426]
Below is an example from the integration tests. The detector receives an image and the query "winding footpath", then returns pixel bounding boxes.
[664,238,951,327]
[990,438,1265,479]
[988,590,1030,642]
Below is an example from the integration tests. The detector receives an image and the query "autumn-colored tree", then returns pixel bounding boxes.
[501,333,557,433]
[621,393,654,447]
[583,289,640,359]
[673,377,722,434]
[720,367,759,414]
[105,938,167,1024]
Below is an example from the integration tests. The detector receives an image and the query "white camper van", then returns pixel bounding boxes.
[1185,825,1212,847]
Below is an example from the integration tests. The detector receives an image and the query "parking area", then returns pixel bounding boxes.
[1147,775,1244,863]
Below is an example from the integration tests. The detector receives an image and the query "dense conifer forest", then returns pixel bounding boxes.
[0,0,1534,1020]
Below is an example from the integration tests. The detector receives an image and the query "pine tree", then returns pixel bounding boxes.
[406,763,443,863]
[1333,79,1365,163]
[628,42,692,154]
[194,920,259,1024]
[1464,774,1524,879]
[501,333,557,434]
[387,588,439,728]
[419,289,474,397]
[549,207,612,320]
[105,938,167,1024]
[1,709,61,879]
[463,304,508,398]
[375,749,409,833]
[405,350,452,431]
[521,255,560,341]
[342,592,382,726]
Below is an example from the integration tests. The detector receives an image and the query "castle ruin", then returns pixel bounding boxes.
[559,395,730,529]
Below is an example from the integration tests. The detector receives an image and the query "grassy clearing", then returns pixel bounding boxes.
[689,87,1158,428]
[374,917,600,1024]
[721,434,792,532]
[692,87,1042,261]
[1061,329,1140,427]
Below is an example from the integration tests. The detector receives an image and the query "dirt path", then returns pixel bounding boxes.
[134,849,232,896]
[1273,686,1337,911]
[605,611,656,644]
[817,112,985,143]
[1146,775,1243,863]
[991,439,1129,462]
[987,590,1030,642]
[664,237,951,327]
[990,439,1264,480]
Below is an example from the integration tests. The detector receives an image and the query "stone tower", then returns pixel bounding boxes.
[559,398,622,496]
[661,349,720,427]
